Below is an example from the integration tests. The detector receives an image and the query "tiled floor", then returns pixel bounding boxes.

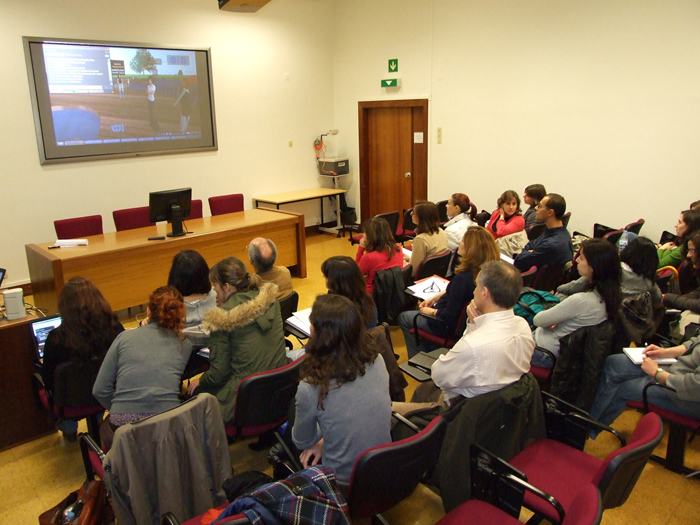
[2,231,699,524]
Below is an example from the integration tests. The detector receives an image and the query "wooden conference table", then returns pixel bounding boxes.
[26,208,306,314]
[254,187,347,235]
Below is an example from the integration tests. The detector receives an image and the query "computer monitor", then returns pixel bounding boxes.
[148,188,192,237]
[29,315,62,362]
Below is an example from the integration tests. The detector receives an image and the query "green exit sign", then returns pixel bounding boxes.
[381,79,398,87]
[388,59,398,72]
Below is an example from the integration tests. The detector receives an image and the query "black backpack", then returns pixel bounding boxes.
[513,288,560,328]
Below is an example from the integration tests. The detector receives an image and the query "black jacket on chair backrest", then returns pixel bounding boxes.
[550,320,614,412]
[373,266,405,324]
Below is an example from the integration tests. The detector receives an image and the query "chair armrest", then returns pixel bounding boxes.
[413,312,449,346]
[79,432,105,481]
[642,381,677,412]
[534,346,558,369]
[391,412,423,434]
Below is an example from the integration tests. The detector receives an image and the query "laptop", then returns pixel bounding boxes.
[0,267,5,289]
[29,315,62,362]
[399,347,449,382]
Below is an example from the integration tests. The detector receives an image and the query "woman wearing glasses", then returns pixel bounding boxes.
[398,226,500,358]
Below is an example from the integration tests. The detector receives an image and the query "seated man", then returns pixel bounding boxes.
[393,260,535,413]
[248,237,293,300]
[513,193,573,272]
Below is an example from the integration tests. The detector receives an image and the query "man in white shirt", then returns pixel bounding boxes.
[393,260,535,414]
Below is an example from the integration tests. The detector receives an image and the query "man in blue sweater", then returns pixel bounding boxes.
[513,193,573,272]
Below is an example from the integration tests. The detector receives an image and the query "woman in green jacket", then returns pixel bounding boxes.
[186,256,287,423]
[657,209,700,268]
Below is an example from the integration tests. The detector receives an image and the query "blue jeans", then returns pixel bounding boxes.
[531,348,554,369]
[398,310,442,359]
[588,354,700,436]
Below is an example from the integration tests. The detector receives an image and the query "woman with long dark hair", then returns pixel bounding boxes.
[185,257,287,422]
[42,277,124,440]
[444,193,477,251]
[657,209,700,268]
[322,255,378,329]
[93,286,193,449]
[531,239,621,368]
[292,294,391,484]
[487,190,525,239]
[404,201,448,277]
[355,216,403,294]
[398,226,500,358]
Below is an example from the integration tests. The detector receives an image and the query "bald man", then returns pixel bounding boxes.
[248,237,293,300]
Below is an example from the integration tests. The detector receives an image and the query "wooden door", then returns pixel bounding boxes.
[358,99,428,222]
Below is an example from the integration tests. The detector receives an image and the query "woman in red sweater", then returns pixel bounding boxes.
[355,216,404,294]
[488,189,525,239]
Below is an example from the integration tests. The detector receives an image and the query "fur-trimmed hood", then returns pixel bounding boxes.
[202,282,279,333]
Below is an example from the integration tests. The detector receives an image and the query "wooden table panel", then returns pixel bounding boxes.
[26,209,306,313]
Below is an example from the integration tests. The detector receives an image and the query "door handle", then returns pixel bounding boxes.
[404,172,411,178]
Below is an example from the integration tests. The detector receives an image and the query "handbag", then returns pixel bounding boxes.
[39,480,112,525]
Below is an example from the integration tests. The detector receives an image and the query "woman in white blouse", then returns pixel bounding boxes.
[444,193,477,251]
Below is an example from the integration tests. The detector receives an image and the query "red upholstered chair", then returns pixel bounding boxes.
[414,249,452,281]
[112,206,154,231]
[410,306,468,350]
[528,346,557,386]
[532,263,566,292]
[624,218,644,235]
[475,210,490,228]
[54,214,103,239]
[224,357,305,442]
[395,208,416,245]
[344,416,447,521]
[526,222,546,241]
[435,445,602,525]
[188,199,203,220]
[602,228,624,246]
[37,361,103,446]
[208,193,244,216]
[521,266,537,288]
[626,382,700,475]
[510,393,663,523]
[349,211,400,246]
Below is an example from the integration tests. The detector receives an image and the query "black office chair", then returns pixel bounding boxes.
[279,291,300,348]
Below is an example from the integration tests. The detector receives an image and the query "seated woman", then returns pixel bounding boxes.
[531,239,621,368]
[557,236,662,304]
[657,209,700,268]
[588,337,700,436]
[487,190,525,240]
[322,255,378,329]
[522,184,547,228]
[292,294,392,485]
[398,226,500,358]
[42,277,124,441]
[355,216,404,294]
[186,257,287,423]
[663,232,700,314]
[93,286,193,450]
[404,201,448,277]
[444,193,477,251]
[167,250,217,347]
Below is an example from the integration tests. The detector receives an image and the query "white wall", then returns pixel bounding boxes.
[4,0,700,286]
[1,0,335,287]
[332,0,700,240]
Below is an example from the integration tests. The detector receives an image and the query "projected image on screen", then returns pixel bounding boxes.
[24,37,217,164]
[44,44,202,145]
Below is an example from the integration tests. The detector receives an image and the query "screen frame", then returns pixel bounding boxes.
[23,36,218,165]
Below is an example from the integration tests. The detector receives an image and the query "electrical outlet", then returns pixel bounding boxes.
[437,127,442,144]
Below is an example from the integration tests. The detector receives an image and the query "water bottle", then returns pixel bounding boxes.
[619,230,629,252]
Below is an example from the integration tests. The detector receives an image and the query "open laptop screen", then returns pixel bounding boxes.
[29,315,62,361]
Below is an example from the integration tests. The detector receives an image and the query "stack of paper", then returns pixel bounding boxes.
[623,347,677,365]
[406,275,450,300]
[286,308,312,336]
[53,239,89,247]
